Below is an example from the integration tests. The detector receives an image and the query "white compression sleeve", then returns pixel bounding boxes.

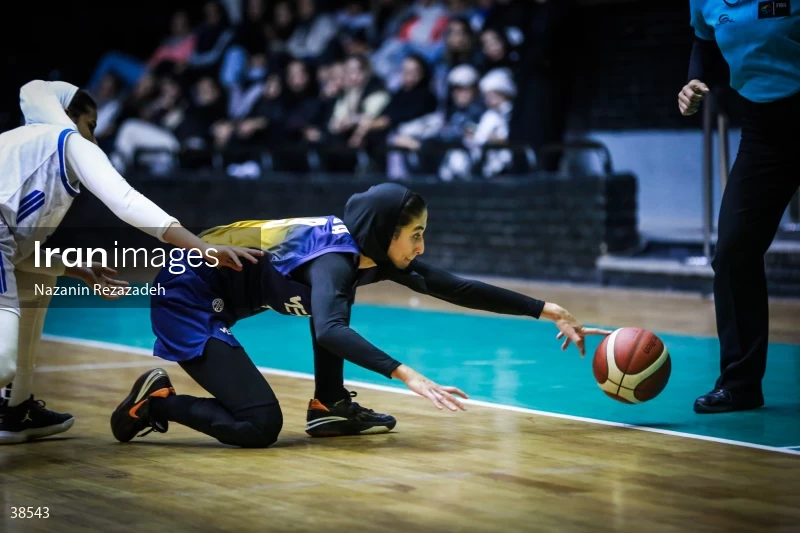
[65,135,179,242]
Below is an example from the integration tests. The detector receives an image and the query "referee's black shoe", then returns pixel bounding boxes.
[693,388,764,414]
[111,368,175,442]
[306,391,396,437]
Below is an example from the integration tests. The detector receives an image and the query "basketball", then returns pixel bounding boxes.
[592,327,671,404]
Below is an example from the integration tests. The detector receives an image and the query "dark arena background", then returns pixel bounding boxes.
[1,1,798,532]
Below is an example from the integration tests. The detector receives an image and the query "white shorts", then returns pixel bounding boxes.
[0,223,19,317]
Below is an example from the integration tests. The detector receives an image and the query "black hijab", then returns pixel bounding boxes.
[343,183,428,292]
[343,182,412,267]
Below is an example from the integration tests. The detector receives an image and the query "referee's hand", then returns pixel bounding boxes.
[678,79,710,116]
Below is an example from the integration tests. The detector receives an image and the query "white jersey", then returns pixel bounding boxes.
[0,123,79,263]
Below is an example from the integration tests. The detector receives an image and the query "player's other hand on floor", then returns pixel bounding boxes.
[541,303,612,358]
[678,79,709,116]
[391,364,468,412]
[203,244,264,271]
[66,263,130,300]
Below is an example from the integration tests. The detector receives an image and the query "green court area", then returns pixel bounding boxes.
[43,282,800,452]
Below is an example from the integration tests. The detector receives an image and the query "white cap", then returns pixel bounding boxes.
[479,68,517,98]
[448,64,479,87]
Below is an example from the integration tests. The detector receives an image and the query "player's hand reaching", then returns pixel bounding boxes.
[541,303,612,358]
[203,245,264,271]
[66,263,130,300]
[678,79,710,116]
[391,364,468,412]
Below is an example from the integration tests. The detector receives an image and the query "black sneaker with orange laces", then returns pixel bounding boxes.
[305,391,396,437]
[110,368,175,442]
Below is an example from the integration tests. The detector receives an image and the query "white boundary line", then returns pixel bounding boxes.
[41,334,800,457]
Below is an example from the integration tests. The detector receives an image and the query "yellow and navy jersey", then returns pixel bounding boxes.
[198,216,360,276]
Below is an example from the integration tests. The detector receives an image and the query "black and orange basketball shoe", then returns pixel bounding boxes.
[111,368,175,442]
[305,391,396,437]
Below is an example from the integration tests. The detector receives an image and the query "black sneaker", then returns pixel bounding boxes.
[305,391,396,437]
[111,368,175,443]
[0,395,74,444]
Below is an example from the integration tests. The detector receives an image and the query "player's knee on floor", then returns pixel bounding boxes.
[232,403,283,448]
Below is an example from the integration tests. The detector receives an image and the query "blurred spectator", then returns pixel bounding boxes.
[372,0,412,47]
[286,0,339,63]
[309,61,346,142]
[349,53,437,148]
[86,10,196,94]
[220,0,268,88]
[329,55,390,143]
[186,1,236,77]
[336,0,373,35]
[213,73,283,151]
[272,60,323,144]
[112,76,226,173]
[371,0,449,91]
[468,68,515,177]
[340,27,373,58]
[478,27,521,78]
[390,64,485,179]
[432,17,480,101]
[264,0,297,70]
[93,74,125,152]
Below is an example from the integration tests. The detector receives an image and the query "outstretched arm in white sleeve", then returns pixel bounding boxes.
[64,134,263,270]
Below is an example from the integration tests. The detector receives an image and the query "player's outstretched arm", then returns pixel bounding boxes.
[64,135,262,271]
[301,253,470,411]
[394,260,611,357]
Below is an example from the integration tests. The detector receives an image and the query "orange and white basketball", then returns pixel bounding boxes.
[592,327,671,404]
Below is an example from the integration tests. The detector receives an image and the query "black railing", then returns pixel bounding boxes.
[132,138,616,181]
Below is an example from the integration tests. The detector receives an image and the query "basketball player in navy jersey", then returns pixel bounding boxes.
[111,183,610,447]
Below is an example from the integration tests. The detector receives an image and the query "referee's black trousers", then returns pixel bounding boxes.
[712,91,800,394]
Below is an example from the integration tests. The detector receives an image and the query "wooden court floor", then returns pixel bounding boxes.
[1,281,799,533]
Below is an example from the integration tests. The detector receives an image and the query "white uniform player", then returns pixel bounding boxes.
[0,80,261,444]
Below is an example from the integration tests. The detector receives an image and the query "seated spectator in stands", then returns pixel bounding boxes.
[213,73,283,151]
[388,64,484,179]
[433,17,481,101]
[467,68,516,178]
[336,0,374,35]
[391,64,484,152]
[273,60,323,144]
[93,74,126,152]
[349,54,438,149]
[265,0,297,68]
[340,27,373,58]
[226,52,268,119]
[113,72,160,128]
[372,0,410,48]
[186,1,236,78]
[220,0,268,88]
[286,0,338,64]
[307,61,346,143]
[87,10,196,94]
[477,26,521,78]
[328,55,390,143]
[371,0,450,91]
[112,76,226,173]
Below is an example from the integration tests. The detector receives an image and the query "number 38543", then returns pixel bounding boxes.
[10,507,49,518]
